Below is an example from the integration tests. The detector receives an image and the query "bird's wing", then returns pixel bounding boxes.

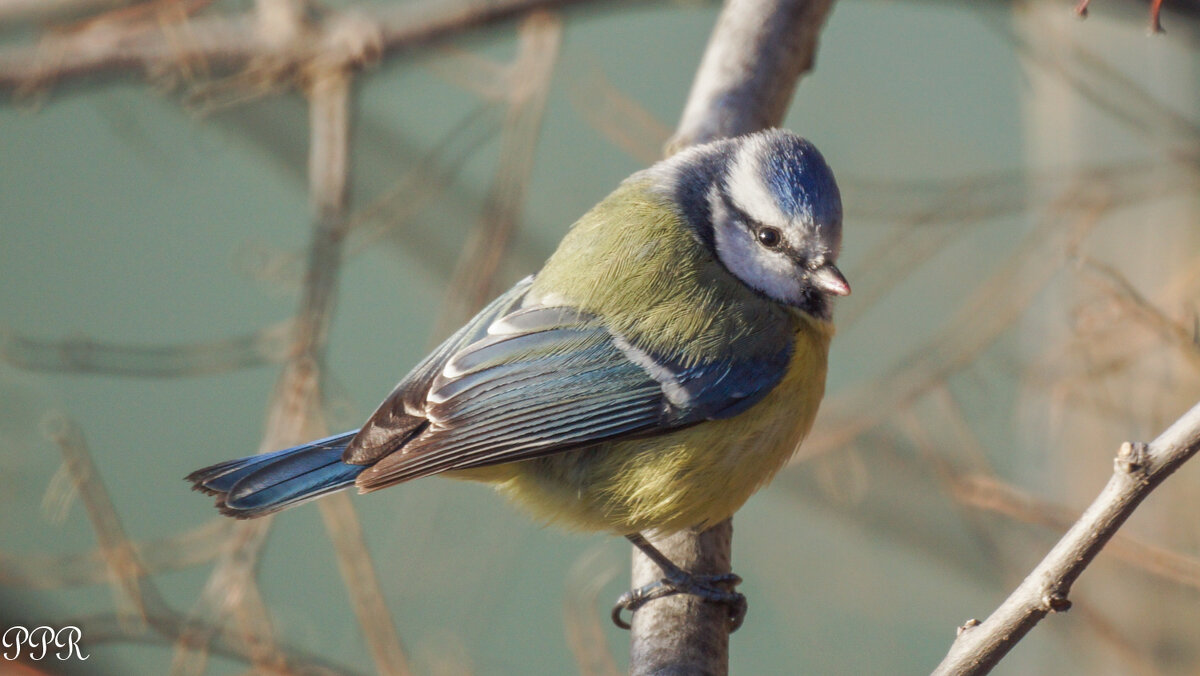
[342,276,534,464]
[353,302,793,491]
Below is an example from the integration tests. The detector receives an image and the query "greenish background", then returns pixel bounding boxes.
[3,1,1199,674]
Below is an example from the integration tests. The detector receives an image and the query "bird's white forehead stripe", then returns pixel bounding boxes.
[727,138,791,229]
[709,187,802,306]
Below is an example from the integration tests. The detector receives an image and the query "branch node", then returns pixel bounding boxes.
[318,11,384,72]
[1115,441,1150,476]
[1041,592,1072,613]
[955,618,981,636]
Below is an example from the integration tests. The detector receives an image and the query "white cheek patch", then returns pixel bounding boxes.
[710,187,802,305]
[726,136,793,231]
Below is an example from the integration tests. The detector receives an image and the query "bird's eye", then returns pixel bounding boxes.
[756,227,782,249]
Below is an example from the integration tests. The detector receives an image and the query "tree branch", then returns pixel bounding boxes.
[668,0,836,152]
[932,400,1200,675]
[629,0,837,674]
[0,0,611,92]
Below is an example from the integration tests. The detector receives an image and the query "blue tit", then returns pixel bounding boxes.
[188,128,848,629]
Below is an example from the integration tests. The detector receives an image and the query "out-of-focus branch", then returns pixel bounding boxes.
[1077,255,1200,372]
[0,321,292,377]
[42,412,166,625]
[629,0,837,674]
[77,611,363,676]
[932,400,1200,675]
[0,0,131,25]
[949,473,1200,591]
[306,60,412,676]
[0,0,611,92]
[1075,0,1165,33]
[0,519,229,589]
[802,188,1106,459]
[169,36,360,676]
[667,0,836,153]
[435,11,561,335]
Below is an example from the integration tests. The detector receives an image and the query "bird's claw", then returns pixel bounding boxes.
[611,572,746,631]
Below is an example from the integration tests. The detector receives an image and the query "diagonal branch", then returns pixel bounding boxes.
[932,400,1200,675]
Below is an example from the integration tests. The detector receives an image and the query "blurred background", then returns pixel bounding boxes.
[2,0,1199,674]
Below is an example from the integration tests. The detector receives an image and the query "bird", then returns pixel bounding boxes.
[187,128,848,630]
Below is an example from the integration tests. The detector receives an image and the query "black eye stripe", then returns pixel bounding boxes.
[719,191,801,257]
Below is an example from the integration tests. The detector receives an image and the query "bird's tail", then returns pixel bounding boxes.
[186,431,365,519]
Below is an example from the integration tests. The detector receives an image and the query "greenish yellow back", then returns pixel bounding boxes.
[529,178,790,364]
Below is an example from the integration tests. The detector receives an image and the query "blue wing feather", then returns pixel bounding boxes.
[355,306,793,490]
[342,276,535,464]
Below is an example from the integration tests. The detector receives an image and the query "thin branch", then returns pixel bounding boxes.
[949,473,1200,591]
[1075,0,1165,33]
[567,64,672,164]
[41,412,167,624]
[1000,17,1200,171]
[0,321,292,377]
[932,400,1200,675]
[76,611,364,676]
[170,37,357,676]
[629,0,837,674]
[306,59,412,676]
[0,0,611,92]
[435,10,561,334]
[0,519,229,589]
[667,0,836,153]
[802,188,1106,459]
[1077,255,1200,371]
[318,495,412,676]
[0,0,132,25]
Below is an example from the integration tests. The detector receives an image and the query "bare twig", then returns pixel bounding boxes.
[667,0,836,154]
[0,519,230,589]
[629,0,837,673]
[305,60,413,676]
[318,495,412,676]
[568,65,671,164]
[0,0,132,25]
[0,321,292,377]
[1077,255,1200,372]
[802,188,1106,459]
[949,473,1200,591]
[436,10,561,334]
[170,37,357,676]
[77,611,363,676]
[1001,19,1200,170]
[1075,0,1166,32]
[0,0,611,92]
[932,400,1200,675]
[42,412,166,625]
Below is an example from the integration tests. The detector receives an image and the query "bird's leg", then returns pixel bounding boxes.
[611,532,747,631]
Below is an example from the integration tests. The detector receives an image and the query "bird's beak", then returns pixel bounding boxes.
[811,264,851,296]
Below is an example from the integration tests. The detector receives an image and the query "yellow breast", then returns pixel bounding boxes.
[455,311,833,534]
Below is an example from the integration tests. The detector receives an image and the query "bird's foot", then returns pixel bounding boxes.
[611,571,746,632]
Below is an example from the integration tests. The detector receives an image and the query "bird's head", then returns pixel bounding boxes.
[651,129,848,320]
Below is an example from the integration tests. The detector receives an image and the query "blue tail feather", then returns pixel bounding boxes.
[186,431,366,519]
